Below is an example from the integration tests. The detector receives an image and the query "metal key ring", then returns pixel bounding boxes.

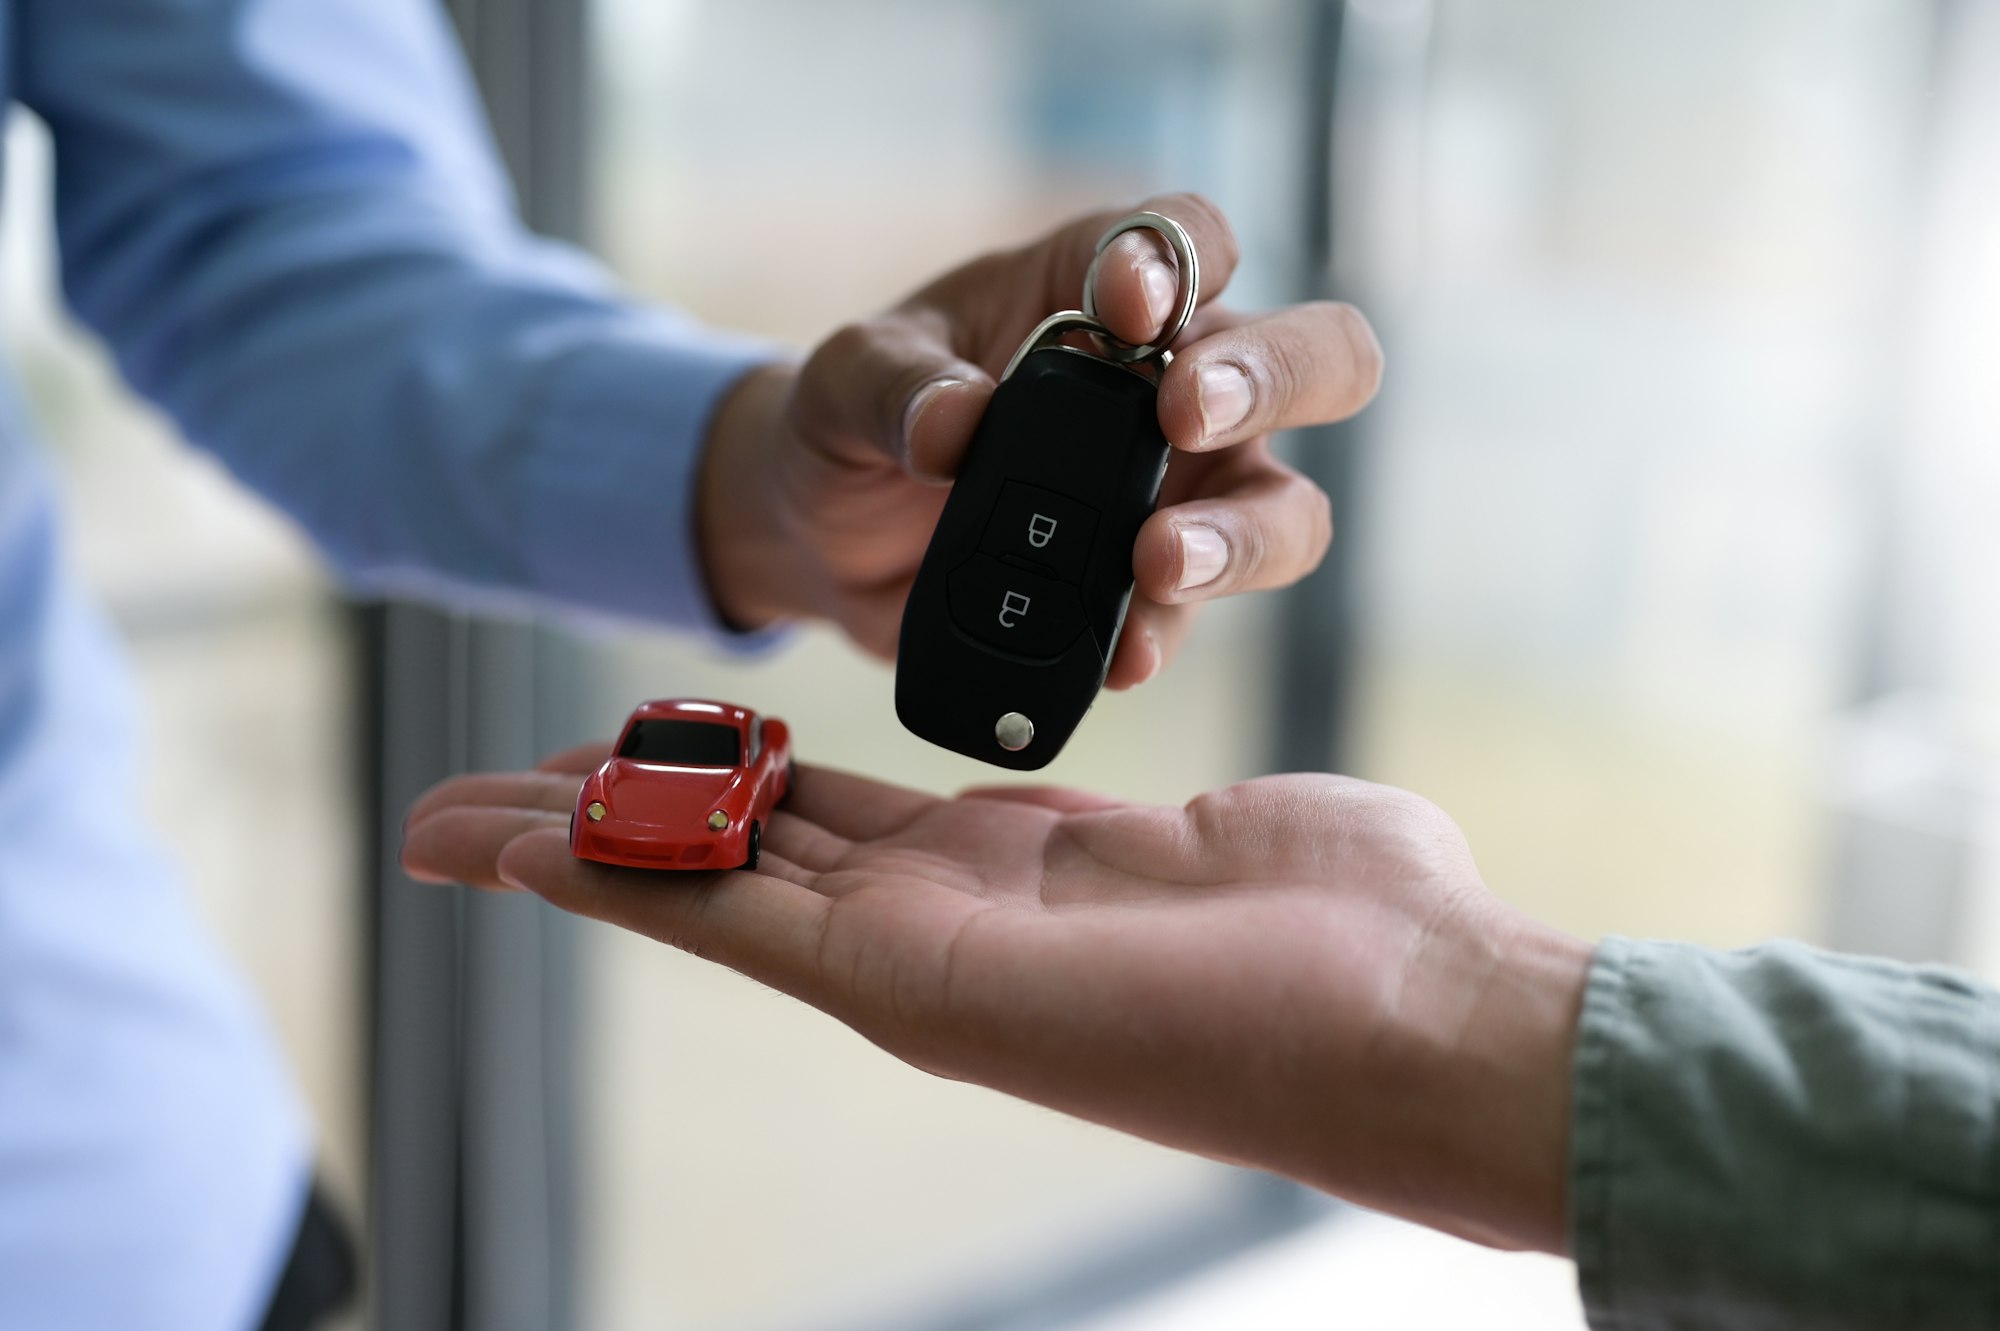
[1080,211,1201,364]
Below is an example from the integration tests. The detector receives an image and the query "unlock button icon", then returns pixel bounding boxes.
[946,556,1086,660]
[1027,513,1058,549]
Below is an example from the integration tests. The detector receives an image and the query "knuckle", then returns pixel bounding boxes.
[799,322,881,418]
[815,319,880,370]
[806,317,940,450]
[825,317,911,381]
[1246,478,1330,589]
[1227,511,1272,591]
[1250,332,1312,425]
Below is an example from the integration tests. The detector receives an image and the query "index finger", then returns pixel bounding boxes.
[1156,301,1384,452]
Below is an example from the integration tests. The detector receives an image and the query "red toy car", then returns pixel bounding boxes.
[570,699,793,871]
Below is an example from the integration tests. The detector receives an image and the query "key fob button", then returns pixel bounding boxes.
[947,556,1087,660]
[980,482,1099,584]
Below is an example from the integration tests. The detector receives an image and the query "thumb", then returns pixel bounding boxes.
[792,314,995,481]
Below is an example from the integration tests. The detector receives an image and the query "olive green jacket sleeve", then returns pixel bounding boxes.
[1570,938,2000,1329]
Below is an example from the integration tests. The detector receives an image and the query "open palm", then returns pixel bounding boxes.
[402,745,1586,1253]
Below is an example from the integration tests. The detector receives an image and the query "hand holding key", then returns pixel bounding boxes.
[696,193,1383,688]
[896,212,1209,765]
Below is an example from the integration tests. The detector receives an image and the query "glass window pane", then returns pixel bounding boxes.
[1339,0,1945,948]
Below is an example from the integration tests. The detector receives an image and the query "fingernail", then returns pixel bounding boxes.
[1195,363,1253,444]
[1175,524,1229,592]
[1140,259,1177,334]
[901,378,964,464]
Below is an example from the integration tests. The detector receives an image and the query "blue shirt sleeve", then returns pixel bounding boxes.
[15,0,781,635]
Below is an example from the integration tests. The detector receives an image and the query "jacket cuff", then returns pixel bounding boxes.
[1571,937,2000,1330]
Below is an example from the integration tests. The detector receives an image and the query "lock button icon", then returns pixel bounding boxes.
[982,482,1098,584]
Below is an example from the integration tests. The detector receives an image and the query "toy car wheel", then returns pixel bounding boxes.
[743,822,762,872]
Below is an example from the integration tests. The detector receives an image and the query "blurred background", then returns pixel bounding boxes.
[10,0,1997,1327]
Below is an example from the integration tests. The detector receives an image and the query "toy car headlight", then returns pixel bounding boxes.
[706,810,730,831]
[586,801,607,822]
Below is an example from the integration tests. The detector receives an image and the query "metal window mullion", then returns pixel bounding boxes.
[366,3,594,1331]
[1269,0,1360,776]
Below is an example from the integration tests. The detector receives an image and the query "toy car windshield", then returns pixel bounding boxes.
[618,719,741,767]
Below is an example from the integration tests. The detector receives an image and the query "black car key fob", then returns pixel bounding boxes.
[895,212,1198,769]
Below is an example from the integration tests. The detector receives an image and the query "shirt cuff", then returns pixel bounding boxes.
[1571,937,2000,1331]
[517,312,790,649]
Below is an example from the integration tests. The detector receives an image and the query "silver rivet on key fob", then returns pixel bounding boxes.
[895,212,1198,769]
[994,712,1036,752]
